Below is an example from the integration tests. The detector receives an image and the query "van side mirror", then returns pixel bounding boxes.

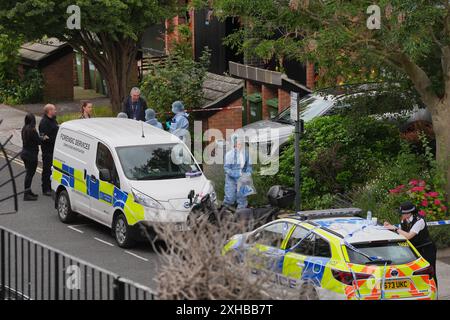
[99,168,112,182]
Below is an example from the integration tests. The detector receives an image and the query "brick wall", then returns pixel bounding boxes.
[207,98,243,138]
[42,52,74,102]
[261,84,277,119]
[278,89,290,113]
[306,61,315,90]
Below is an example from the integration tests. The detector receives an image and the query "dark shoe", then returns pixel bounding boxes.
[42,190,52,197]
[24,193,38,201]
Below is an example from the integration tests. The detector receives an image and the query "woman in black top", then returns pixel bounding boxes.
[21,113,46,201]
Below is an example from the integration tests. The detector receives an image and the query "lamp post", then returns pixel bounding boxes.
[290,92,304,212]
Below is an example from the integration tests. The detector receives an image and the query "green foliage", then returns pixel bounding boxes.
[0,69,43,104]
[352,142,449,247]
[0,0,181,112]
[57,105,114,123]
[210,1,445,91]
[0,27,22,81]
[252,115,402,209]
[0,1,179,43]
[140,49,211,114]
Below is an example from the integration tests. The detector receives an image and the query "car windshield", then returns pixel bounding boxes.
[274,94,335,124]
[347,241,418,265]
[116,143,201,181]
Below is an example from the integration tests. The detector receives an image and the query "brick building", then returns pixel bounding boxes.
[19,39,74,102]
[148,6,315,131]
[198,72,244,137]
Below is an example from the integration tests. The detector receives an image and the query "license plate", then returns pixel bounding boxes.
[175,223,189,232]
[384,280,410,290]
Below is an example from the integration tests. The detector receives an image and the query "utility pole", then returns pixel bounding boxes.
[290,92,303,212]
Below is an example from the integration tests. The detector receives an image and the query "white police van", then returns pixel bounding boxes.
[51,118,215,247]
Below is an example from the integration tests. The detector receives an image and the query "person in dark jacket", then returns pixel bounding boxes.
[38,104,59,196]
[122,87,147,121]
[384,201,438,286]
[21,113,47,201]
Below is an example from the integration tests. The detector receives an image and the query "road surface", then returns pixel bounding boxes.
[0,156,161,290]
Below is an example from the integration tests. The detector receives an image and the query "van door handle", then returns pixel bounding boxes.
[297,262,305,268]
[84,169,87,180]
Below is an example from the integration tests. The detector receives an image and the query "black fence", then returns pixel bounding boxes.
[0,226,155,300]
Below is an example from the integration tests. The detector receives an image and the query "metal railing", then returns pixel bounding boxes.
[0,120,26,215]
[0,226,155,300]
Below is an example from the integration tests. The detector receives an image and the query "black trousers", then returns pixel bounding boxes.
[21,155,38,193]
[418,243,438,287]
[41,152,53,192]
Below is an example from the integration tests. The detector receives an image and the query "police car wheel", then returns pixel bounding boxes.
[57,190,77,223]
[113,214,135,248]
[299,283,319,300]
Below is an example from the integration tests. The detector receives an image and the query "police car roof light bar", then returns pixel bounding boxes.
[295,208,363,221]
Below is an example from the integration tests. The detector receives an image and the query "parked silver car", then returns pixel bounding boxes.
[241,92,431,160]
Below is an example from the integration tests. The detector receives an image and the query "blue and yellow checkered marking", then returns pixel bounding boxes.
[52,160,144,225]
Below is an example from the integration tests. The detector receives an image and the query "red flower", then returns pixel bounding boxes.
[442,206,448,212]
[409,180,418,186]
[418,180,426,187]
[434,199,441,206]
[428,192,439,198]
[397,185,405,190]
[421,200,428,207]
[411,186,425,192]
[419,210,426,217]
[389,188,400,194]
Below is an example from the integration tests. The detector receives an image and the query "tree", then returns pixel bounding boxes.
[209,0,450,197]
[0,0,179,113]
[140,37,211,115]
[0,26,22,82]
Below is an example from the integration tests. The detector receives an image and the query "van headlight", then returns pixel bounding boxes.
[202,181,217,202]
[132,188,164,210]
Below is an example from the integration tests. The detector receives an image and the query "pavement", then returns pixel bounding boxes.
[0,104,33,156]
[0,103,449,299]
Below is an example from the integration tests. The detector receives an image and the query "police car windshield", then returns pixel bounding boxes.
[116,143,200,181]
[347,241,418,265]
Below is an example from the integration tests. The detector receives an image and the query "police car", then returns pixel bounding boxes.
[51,118,215,247]
[223,208,437,300]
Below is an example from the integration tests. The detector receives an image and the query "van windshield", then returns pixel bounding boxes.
[116,144,201,181]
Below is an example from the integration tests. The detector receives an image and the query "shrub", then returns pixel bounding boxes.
[0,69,44,104]
[388,180,448,221]
[0,29,21,81]
[352,142,450,247]
[253,115,402,209]
[140,46,210,115]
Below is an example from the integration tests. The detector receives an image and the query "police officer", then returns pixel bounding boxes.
[384,201,438,286]
[39,104,59,196]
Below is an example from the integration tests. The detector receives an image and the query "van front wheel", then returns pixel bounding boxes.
[113,214,135,248]
[57,190,77,223]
